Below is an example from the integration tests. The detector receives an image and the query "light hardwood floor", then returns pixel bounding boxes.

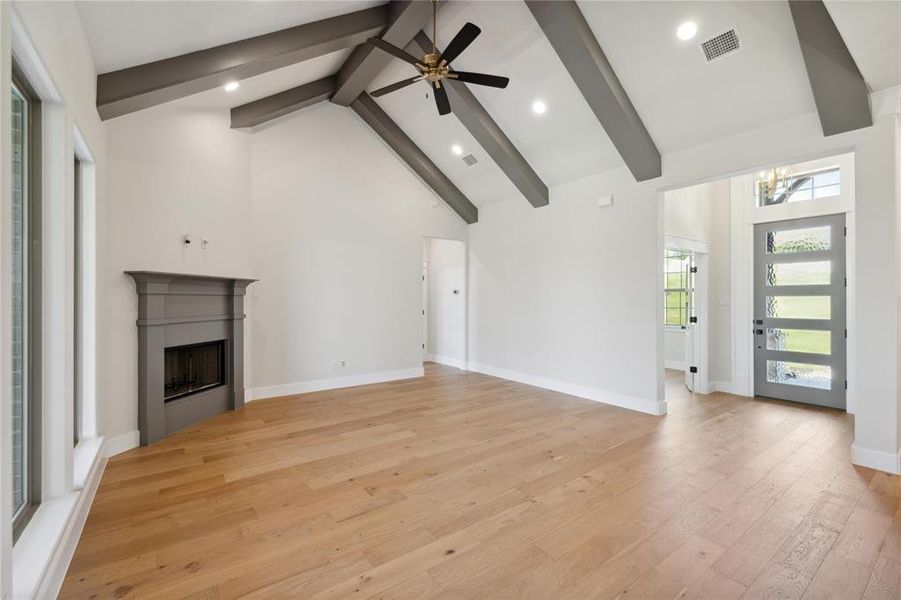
[61,365,901,599]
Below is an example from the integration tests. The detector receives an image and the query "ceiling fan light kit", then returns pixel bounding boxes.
[367,0,510,116]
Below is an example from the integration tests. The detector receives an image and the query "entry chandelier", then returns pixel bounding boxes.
[756,165,793,204]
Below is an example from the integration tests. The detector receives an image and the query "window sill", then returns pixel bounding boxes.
[664,326,686,333]
[12,436,104,598]
[74,437,103,489]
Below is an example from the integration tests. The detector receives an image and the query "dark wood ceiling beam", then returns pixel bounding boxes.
[330,1,433,106]
[525,0,661,181]
[96,5,389,121]
[788,0,872,136]
[351,93,478,224]
[231,76,335,129]
[409,32,549,208]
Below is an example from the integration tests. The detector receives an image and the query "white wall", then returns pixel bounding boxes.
[664,184,714,242]
[427,238,466,368]
[708,184,732,387]
[104,105,253,442]
[469,109,899,470]
[247,103,467,396]
[469,173,664,415]
[663,330,684,369]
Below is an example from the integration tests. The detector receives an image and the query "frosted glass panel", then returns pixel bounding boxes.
[766,329,831,355]
[766,296,830,319]
[766,261,831,286]
[767,226,830,254]
[766,360,831,390]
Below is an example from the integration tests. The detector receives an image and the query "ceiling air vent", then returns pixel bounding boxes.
[462,154,478,166]
[701,28,741,63]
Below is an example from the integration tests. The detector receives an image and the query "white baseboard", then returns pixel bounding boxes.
[246,367,425,403]
[14,437,107,599]
[468,362,665,416]
[851,444,901,475]
[664,360,685,371]
[710,381,735,394]
[426,353,466,370]
[106,430,140,456]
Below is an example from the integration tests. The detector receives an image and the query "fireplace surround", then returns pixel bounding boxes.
[125,271,256,445]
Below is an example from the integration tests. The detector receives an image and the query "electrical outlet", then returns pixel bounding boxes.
[394,354,401,364]
[333,360,346,369]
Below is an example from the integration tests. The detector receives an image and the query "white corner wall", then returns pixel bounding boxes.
[246,103,467,398]
[104,105,253,443]
[469,172,666,415]
[427,238,466,368]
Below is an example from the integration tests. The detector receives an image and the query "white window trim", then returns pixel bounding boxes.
[4,9,105,599]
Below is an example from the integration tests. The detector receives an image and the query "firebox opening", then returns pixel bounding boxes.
[164,340,227,402]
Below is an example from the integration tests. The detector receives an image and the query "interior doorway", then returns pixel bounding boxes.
[663,242,709,395]
[422,238,466,370]
[662,180,725,402]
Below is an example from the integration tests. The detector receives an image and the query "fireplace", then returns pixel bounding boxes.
[165,340,226,401]
[126,271,256,445]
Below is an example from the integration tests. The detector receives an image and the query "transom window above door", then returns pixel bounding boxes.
[755,166,841,207]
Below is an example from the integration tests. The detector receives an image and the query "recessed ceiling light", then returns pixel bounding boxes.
[224,81,240,92]
[451,144,463,156]
[677,21,698,41]
[531,100,547,115]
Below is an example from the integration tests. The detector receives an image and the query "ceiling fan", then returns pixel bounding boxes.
[367,0,510,116]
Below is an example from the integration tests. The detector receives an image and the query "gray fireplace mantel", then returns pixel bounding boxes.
[125,271,256,445]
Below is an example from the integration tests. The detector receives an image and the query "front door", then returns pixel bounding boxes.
[753,214,846,409]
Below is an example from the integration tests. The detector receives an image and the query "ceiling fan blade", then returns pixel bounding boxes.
[371,76,423,98]
[432,82,451,116]
[439,22,481,66]
[367,37,424,67]
[448,71,510,89]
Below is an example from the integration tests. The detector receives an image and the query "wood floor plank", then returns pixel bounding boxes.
[59,366,897,599]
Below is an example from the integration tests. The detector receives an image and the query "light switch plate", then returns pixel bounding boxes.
[597,194,614,208]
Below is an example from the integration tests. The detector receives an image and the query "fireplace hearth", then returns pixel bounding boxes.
[126,271,256,445]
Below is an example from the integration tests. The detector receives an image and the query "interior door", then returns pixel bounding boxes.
[753,214,846,409]
[683,254,698,391]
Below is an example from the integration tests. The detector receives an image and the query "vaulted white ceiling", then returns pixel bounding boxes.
[76,0,382,72]
[75,0,899,208]
[824,0,901,93]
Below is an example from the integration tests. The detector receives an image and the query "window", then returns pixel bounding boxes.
[11,71,41,541]
[756,166,841,207]
[664,248,694,327]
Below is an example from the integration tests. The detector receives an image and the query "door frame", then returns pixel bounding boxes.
[665,235,710,395]
[730,153,855,411]
[422,236,469,370]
